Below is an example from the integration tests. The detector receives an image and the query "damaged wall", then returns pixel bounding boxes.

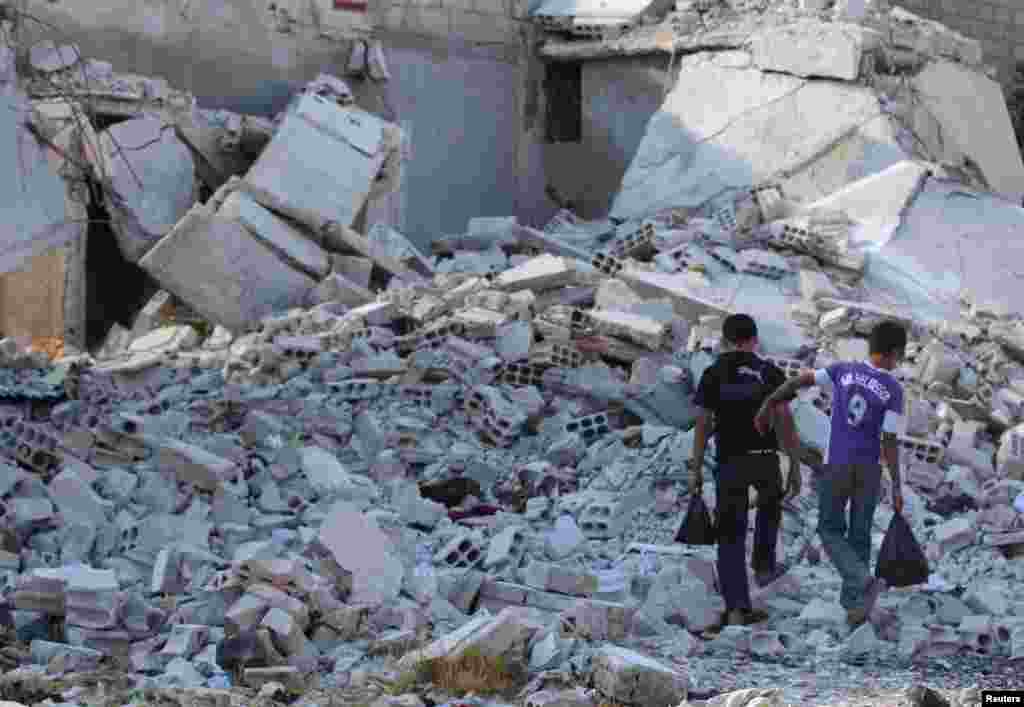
[895,0,1024,83]
[21,0,557,250]
[541,56,678,219]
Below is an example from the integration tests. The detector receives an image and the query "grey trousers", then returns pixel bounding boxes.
[816,462,883,611]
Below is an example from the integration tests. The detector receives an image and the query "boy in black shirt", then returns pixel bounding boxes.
[687,314,800,626]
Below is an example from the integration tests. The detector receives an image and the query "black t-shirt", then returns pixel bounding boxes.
[694,351,787,462]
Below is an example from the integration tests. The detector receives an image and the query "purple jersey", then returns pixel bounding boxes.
[815,361,905,466]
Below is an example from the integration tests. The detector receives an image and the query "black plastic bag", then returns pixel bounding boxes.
[675,495,717,545]
[876,512,929,588]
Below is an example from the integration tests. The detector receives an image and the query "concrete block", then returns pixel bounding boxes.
[30,640,103,671]
[333,255,374,289]
[246,91,392,231]
[220,190,330,279]
[436,570,485,613]
[959,615,998,653]
[393,483,446,529]
[161,623,209,660]
[591,644,688,707]
[799,598,847,627]
[842,623,881,659]
[934,595,971,626]
[911,60,1024,203]
[152,437,237,490]
[997,427,1024,481]
[560,599,635,641]
[485,526,527,569]
[899,435,945,465]
[300,446,378,501]
[898,623,931,660]
[319,501,404,605]
[248,583,310,629]
[587,309,668,350]
[89,115,196,262]
[749,630,798,659]
[47,469,112,521]
[496,254,575,292]
[64,566,120,630]
[496,320,533,362]
[524,687,596,707]
[262,607,311,657]
[522,562,598,597]
[906,461,944,492]
[750,19,866,81]
[964,586,1010,617]
[710,625,752,653]
[736,248,790,279]
[805,161,929,241]
[435,532,485,570]
[934,517,976,556]
[139,202,316,333]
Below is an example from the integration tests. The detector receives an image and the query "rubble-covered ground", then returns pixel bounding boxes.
[2,1,1024,707]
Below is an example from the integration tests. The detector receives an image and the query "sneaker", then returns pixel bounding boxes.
[754,565,789,588]
[846,607,867,628]
[727,608,770,626]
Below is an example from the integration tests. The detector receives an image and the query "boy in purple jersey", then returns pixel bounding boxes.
[754,320,907,628]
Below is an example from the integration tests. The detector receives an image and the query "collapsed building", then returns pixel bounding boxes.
[0,1,1024,706]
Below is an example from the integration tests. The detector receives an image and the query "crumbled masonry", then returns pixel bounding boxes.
[1,1,1024,706]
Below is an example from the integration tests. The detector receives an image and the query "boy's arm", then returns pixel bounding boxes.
[689,368,717,491]
[881,387,907,513]
[881,432,902,513]
[755,369,825,433]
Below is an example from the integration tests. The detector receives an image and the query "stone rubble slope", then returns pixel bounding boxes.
[1,189,1023,706]
[0,4,1023,707]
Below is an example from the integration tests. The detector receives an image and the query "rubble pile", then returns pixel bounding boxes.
[1,2,1024,706]
[0,188,1023,702]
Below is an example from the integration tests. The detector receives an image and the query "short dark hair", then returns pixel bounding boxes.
[722,314,757,345]
[869,320,907,356]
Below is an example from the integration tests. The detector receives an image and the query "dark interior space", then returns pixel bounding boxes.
[83,184,160,351]
[89,113,132,133]
[544,61,582,144]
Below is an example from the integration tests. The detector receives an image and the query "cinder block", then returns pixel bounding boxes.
[485,526,527,569]
[935,517,977,556]
[560,599,636,641]
[435,533,485,569]
[591,644,688,707]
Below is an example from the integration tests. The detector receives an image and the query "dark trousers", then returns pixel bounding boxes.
[816,462,883,611]
[715,453,783,611]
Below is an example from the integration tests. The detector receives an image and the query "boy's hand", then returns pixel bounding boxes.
[893,486,904,515]
[786,458,803,498]
[753,405,772,435]
[687,460,703,495]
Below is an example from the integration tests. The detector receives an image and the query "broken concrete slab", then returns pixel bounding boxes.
[0,81,77,276]
[591,644,688,707]
[87,115,196,262]
[803,161,930,247]
[863,181,1024,325]
[174,109,266,190]
[749,20,871,81]
[218,191,330,280]
[138,201,317,332]
[244,90,396,232]
[612,51,907,219]
[911,60,1024,202]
